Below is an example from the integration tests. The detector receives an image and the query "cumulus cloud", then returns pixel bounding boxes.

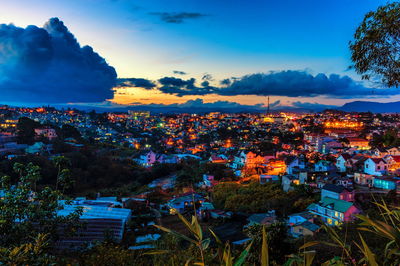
[0,18,117,103]
[149,12,206,24]
[155,70,399,98]
[117,78,156,89]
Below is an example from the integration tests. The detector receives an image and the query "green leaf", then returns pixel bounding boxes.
[234,240,253,266]
[261,226,269,266]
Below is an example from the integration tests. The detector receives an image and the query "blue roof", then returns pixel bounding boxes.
[58,201,131,222]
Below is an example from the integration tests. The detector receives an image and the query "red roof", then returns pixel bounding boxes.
[370,158,386,164]
[391,156,400,163]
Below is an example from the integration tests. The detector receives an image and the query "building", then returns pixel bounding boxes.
[373,177,398,190]
[347,138,370,150]
[287,212,319,238]
[314,160,336,172]
[128,110,150,119]
[56,200,132,248]
[307,197,360,226]
[247,211,277,227]
[167,193,206,213]
[34,127,58,140]
[384,155,400,174]
[354,172,374,187]
[259,174,279,184]
[335,153,352,173]
[321,184,354,202]
[364,158,388,176]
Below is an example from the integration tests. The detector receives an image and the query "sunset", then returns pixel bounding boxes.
[1,0,399,111]
[1,1,400,265]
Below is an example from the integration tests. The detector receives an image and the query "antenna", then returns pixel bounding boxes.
[267,96,270,114]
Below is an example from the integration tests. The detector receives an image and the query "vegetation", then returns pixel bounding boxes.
[350,2,400,87]
[0,163,81,262]
[212,182,316,216]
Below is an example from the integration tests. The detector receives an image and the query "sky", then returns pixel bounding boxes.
[0,0,398,111]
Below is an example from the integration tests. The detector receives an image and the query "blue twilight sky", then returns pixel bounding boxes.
[0,0,398,109]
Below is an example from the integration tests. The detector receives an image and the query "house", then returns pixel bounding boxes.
[34,127,58,140]
[384,155,400,174]
[210,209,233,219]
[245,151,267,168]
[288,212,319,238]
[259,174,279,184]
[285,155,306,175]
[25,142,52,154]
[354,172,374,187]
[321,141,342,154]
[288,212,315,226]
[348,154,369,172]
[314,160,336,172]
[335,153,351,173]
[200,174,218,188]
[321,184,354,202]
[307,197,360,226]
[56,200,132,248]
[335,176,353,188]
[138,151,157,167]
[231,152,246,169]
[364,158,388,176]
[247,210,277,227]
[167,193,206,213]
[209,154,228,164]
[387,147,400,156]
[372,147,389,157]
[373,177,398,190]
[291,221,320,238]
[281,174,300,192]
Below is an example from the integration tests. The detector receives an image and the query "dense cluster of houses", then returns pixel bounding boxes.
[1,105,400,245]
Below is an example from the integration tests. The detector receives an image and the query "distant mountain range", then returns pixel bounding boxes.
[15,100,400,114]
[339,101,400,113]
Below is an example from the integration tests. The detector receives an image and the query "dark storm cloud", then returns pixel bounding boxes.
[220,71,398,98]
[158,76,216,96]
[220,78,231,86]
[150,12,206,24]
[157,70,399,98]
[117,78,156,89]
[173,70,187,75]
[0,18,117,103]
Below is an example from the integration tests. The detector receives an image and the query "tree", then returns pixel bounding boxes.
[60,124,82,140]
[350,2,400,87]
[245,223,293,264]
[0,163,81,249]
[16,117,40,144]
